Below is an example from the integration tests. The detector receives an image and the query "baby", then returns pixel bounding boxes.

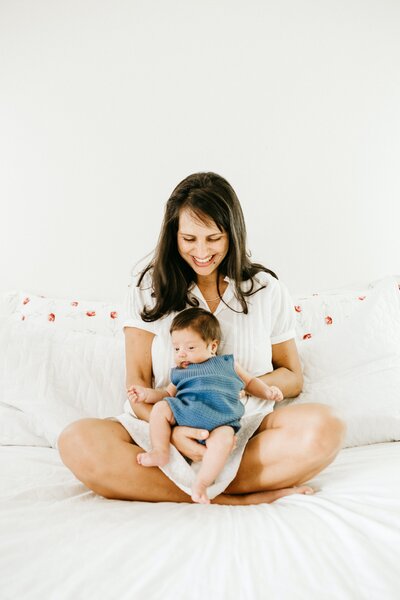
[127,307,284,504]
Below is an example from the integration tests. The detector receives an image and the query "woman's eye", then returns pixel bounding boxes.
[182,237,222,242]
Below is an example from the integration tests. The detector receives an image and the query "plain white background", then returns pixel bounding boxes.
[1,0,399,301]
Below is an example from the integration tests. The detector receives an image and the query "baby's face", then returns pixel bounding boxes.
[171,328,218,368]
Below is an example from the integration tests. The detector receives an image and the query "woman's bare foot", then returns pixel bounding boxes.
[191,480,210,504]
[136,449,169,467]
[212,485,315,505]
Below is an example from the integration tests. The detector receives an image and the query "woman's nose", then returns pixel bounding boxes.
[193,241,209,257]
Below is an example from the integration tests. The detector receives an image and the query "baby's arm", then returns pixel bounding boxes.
[127,382,176,405]
[234,362,284,402]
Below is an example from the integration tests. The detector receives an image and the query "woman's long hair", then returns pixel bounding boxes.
[138,172,278,321]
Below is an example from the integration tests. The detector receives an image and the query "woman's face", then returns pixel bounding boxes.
[177,209,229,278]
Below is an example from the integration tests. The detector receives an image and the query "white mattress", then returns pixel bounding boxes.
[1,442,400,599]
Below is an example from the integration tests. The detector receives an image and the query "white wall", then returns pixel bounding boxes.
[1,0,399,301]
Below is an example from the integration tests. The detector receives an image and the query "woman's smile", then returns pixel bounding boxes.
[192,255,216,267]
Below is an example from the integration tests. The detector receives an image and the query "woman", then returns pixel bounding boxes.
[58,172,346,505]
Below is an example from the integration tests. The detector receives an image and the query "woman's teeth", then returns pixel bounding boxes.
[192,255,214,266]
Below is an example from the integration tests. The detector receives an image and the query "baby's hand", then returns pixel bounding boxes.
[265,385,284,402]
[126,385,148,404]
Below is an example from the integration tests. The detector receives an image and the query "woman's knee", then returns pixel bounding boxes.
[303,404,346,456]
[58,418,112,480]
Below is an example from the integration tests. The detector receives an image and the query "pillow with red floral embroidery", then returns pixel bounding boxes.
[280,276,400,448]
[293,285,371,342]
[10,291,123,336]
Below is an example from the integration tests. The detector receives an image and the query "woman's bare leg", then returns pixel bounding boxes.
[225,403,346,494]
[58,419,313,505]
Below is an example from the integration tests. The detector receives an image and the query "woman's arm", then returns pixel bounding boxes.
[258,339,304,398]
[124,326,155,422]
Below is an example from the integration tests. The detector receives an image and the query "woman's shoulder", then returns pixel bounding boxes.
[240,270,279,293]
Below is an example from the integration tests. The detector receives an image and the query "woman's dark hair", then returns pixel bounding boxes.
[170,308,222,343]
[138,171,278,321]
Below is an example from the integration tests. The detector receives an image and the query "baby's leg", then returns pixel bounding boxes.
[137,400,176,467]
[192,426,235,504]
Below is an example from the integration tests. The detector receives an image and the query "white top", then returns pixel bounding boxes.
[122,269,296,415]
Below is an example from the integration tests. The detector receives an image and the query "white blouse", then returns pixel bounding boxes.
[122,269,296,416]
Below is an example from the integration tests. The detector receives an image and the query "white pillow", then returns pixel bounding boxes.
[282,276,400,448]
[10,290,124,336]
[0,403,50,447]
[0,317,126,447]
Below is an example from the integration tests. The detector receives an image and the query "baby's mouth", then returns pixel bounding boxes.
[180,361,191,368]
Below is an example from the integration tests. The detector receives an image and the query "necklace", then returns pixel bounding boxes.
[202,292,224,302]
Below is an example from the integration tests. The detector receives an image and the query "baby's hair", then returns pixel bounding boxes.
[170,308,222,343]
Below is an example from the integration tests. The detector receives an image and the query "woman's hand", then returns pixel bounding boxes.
[171,426,209,462]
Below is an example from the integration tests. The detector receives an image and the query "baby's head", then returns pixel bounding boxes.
[170,308,221,368]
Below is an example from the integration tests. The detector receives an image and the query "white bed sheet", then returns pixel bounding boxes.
[1,443,400,599]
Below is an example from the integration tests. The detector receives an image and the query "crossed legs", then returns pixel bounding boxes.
[58,403,346,505]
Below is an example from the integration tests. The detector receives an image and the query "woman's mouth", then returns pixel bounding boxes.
[192,255,215,267]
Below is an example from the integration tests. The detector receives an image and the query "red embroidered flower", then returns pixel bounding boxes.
[48,313,55,322]
[23,297,30,305]
[358,296,366,301]
[294,306,302,313]
[303,333,312,340]
[110,311,118,319]
[86,311,96,317]
[325,316,333,325]
[71,301,79,307]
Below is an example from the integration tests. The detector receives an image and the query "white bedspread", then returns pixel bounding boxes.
[1,443,400,599]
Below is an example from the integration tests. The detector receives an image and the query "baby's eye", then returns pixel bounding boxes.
[188,346,194,350]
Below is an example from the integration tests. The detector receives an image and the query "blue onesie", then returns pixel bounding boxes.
[165,354,245,434]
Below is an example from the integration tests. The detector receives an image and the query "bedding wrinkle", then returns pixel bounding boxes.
[1,443,400,598]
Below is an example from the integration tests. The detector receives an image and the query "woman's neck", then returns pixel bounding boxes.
[196,272,223,290]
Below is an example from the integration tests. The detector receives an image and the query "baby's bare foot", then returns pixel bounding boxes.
[136,449,169,467]
[191,481,210,504]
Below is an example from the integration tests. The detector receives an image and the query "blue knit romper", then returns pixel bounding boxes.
[165,354,245,434]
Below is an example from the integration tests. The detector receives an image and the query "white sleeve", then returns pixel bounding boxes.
[270,278,296,345]
[122,273,159,334]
